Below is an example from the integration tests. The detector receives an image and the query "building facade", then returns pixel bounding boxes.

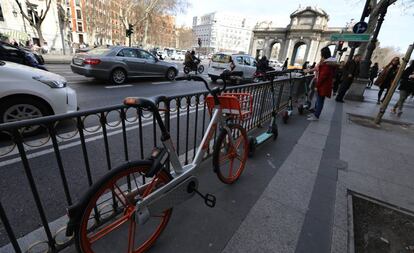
[250,6,349,65]
[192,12,255,54]
[0,0,66,52]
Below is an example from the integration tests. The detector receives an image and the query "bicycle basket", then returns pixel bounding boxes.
[206,93,253,121]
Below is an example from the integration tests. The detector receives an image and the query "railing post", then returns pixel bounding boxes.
[0,201,22,253]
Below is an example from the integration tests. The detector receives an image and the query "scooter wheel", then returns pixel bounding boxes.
[272,124,278,140]
[248,136,257,157]
[282,111,289,124]
[298,105,304,115]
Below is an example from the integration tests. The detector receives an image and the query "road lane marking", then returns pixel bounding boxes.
[152,81,171,85]
[105,85,133,89]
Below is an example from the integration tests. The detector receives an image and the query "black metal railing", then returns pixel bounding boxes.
[0,75,312,253]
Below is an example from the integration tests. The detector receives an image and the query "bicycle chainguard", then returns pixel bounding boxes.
[187,181,216,208]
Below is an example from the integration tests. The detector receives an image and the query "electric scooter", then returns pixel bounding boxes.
[297,71,312,115]
[248,70,284,157]
[282,70,295,124]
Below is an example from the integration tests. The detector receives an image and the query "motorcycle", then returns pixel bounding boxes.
[253,71,267,83]
[183,60,204,74]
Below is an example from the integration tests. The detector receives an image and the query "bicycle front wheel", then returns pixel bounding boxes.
[75,163,172,253]
[213,123,248,184]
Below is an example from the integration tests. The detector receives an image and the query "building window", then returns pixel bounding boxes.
[0,4,4,21]
[77,22,83,32]
[75,0,81,6]
[76,9,82,20]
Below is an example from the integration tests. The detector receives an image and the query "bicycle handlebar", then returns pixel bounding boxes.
[175,73,228,95]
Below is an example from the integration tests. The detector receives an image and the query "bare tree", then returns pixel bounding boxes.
[371,45,404,67]
[15,0,52,45]
[358,0,413,55]
[83,0,113,45]
[118,0,189,47]
[176,26,194,49]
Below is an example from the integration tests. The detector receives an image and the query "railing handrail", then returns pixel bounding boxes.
[0,77,302,132]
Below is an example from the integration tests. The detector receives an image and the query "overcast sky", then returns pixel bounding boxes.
[176,0,413,52]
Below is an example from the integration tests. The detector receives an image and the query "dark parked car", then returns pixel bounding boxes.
[71,46,179,85]
[0,41,47,70]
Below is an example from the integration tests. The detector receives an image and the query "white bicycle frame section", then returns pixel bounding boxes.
[135,104,235,223]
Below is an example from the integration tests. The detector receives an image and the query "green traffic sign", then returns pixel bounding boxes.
[330,33,370,42]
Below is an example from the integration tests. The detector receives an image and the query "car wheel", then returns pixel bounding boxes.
[0,97,52,135]
[111,68,127,85]
[166,68,176,81]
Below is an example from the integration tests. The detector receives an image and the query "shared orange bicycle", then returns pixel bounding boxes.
[66,73,252,253]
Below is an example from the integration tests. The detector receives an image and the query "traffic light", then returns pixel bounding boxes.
[198,38,202,47]
[126,24,134,37]
[129,24,134,34]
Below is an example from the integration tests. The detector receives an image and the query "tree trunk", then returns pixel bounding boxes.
[358,11,380,56]
[36,24,45,46]
[142,15,149,47]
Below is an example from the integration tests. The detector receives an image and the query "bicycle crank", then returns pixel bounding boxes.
[187,181,216,208]
[136,176,198,225]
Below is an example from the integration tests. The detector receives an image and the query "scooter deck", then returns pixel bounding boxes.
[256,132,273,145]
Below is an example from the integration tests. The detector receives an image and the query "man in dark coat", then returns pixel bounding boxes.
[367,62,379,88]
[335,54,362,103]
[391,61,414,116]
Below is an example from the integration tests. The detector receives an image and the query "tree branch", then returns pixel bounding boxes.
[15,0,35,27]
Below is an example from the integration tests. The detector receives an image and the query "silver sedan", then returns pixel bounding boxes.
[71,46,179,85]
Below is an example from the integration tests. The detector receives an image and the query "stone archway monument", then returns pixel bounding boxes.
[250,6,347,66]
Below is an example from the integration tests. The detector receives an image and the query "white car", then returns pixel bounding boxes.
[269,59,283,68]
[0,61,77,133]
[208,53,257,82]
[171,51,185,61]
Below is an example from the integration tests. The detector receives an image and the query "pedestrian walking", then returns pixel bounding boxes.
[375,57,400,104]
[391,60,414,116]
[304,61,320,105]
[335,54,362,103]
[367,62,379,88]
[333,61,345,95]
[307,47,337,121]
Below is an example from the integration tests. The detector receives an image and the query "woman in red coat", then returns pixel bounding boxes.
[308,47,338,121]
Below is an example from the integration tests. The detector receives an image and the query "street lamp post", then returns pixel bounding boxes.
[359,0,389,79]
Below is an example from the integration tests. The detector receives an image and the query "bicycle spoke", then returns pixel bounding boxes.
[114,184,132,206]
[228,158,234,178]
[127,217,136,253]
[111,186,128,208]
[219,153,231,164]
[89,213,131,244]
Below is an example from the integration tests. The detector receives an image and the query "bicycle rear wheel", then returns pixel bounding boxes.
[213,123,248,184]
[75,164,172,253]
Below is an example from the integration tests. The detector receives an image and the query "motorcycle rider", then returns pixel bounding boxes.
[184,50,200,71]
[257,56,273,73]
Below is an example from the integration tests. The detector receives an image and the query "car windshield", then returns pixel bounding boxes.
[212,54,231,63]
[87,48,111,55]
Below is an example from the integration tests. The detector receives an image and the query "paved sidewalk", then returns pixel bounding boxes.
[223,88,414,253]
[43,54,73,64]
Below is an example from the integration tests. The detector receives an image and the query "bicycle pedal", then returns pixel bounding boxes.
[204,194,216,208]
[187,182,216,208]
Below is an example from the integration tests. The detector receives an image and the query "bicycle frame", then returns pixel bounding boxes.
[134,102,233,224]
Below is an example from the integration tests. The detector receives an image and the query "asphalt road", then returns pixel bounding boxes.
[47,61,212,110]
